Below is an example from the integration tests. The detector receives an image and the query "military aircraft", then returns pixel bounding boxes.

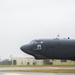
[20,38,75,60]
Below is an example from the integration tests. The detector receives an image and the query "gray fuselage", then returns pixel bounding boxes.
[20,39,75,60]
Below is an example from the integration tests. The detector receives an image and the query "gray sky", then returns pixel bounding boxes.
[0,0,75,60]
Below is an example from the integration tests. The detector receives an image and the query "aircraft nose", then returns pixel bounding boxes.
[20,45,25,51]
[20,45,30,53]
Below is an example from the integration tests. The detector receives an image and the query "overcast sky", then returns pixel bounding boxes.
[0,0,75,60]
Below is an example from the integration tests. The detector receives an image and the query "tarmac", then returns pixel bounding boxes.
[0,72,75,75]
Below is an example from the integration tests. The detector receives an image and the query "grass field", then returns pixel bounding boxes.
[0,65,75,73]
[0,65,75,67]
[1,69,75,73]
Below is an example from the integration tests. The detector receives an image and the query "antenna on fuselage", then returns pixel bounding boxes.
[57,35,60,38]
[68,37,70,39]
[54,35,60,40]
[57,35,60,39]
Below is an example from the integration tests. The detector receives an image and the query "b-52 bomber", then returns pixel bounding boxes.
[20,38,75,61]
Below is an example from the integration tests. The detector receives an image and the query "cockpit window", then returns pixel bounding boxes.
[30,40,43,44]
[40,41,43,43]
[30,40,37,44]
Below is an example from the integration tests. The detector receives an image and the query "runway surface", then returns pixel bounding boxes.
[0,72,75,75]
[0,67,75,71]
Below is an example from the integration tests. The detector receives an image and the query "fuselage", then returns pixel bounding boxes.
[20,39,75,60]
